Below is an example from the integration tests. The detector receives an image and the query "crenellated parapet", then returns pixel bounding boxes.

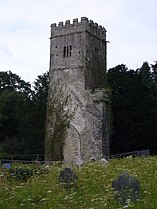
[50,17,106,40]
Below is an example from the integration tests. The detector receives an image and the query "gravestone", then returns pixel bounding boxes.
[112,172,140,205]
[100,158,108,164]
[59,167,77,189]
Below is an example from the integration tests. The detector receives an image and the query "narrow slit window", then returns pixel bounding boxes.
[63,46,72,58]
[63,46,66,57]
[69,45,72,57]
[66,46,69,57]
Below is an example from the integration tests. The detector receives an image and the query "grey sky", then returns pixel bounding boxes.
[0,0,157,83]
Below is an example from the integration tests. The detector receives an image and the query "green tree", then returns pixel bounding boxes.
[151,61,157,79]
[108,63,157,154]
[0,90,31,154]
[0,71,31,95]
[29,72,49,154]
[0,70,49,156]
[151,61,157,98]
[0,71,33,155]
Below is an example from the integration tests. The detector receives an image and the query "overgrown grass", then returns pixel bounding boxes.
[0,156,157,209]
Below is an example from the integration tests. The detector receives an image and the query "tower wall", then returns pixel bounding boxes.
[47,17,109,163]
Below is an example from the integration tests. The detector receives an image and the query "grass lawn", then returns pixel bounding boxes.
[0,156,157,209]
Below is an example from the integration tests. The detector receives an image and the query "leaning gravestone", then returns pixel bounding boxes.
[112,172,140,205]
[59,167,77,189]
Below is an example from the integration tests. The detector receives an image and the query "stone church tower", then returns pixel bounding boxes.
[46,17,110,163]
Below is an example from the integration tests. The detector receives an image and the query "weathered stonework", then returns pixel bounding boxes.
[46,17,110,162]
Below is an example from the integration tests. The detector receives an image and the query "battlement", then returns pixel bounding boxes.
[50,17,106,40]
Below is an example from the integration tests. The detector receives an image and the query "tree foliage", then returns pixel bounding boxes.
[0,71,32,95]
[0,71,49,156]
[108,62,157,154]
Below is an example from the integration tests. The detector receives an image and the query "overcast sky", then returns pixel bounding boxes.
[0,0,157,83]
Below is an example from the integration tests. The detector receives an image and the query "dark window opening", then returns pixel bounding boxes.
[63,45,72,58]
[66,46,69,57]
[69,45,72,57]
[63,46,66,57]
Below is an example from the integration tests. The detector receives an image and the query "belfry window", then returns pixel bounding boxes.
[63,45,72,57]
